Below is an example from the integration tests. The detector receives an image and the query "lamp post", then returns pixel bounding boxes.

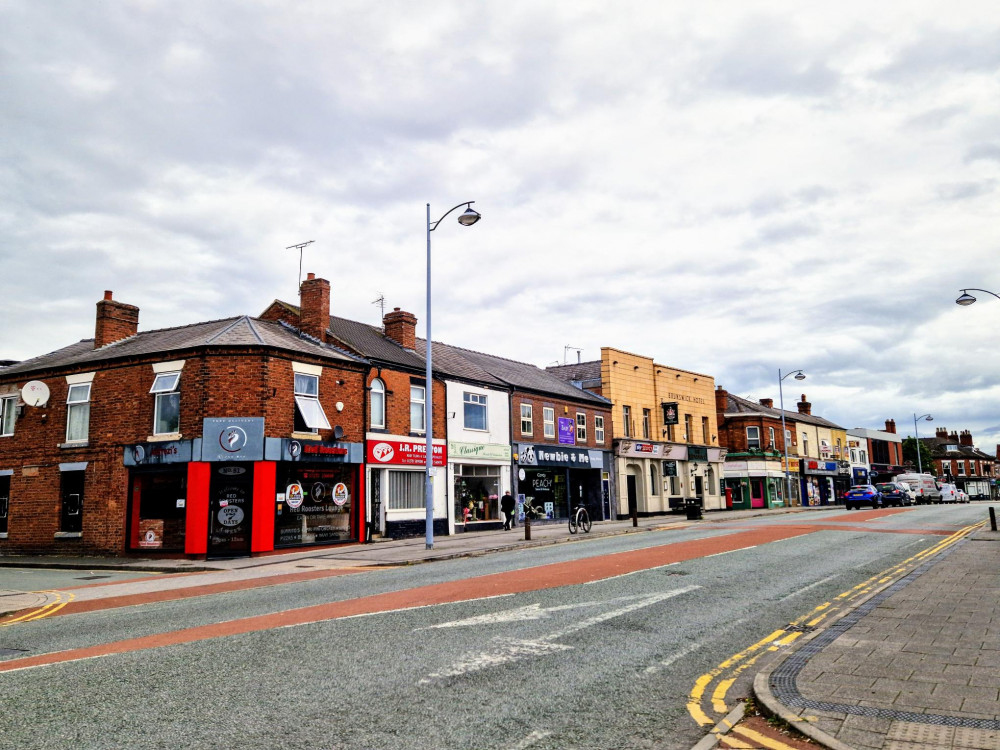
[424,201,481,549]
[778,368,806,506]
[913,413,932,475]
[956,288,1000,306]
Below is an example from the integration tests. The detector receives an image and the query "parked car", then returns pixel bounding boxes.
[957,489,969,503]
[844,484,883,510]
[938,483,959,503]
[875,482,912,507]
[893,473,942,504]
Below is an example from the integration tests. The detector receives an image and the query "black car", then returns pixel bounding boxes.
[875,482,911,507]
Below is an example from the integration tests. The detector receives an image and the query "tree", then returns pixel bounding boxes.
[901,437,935,474]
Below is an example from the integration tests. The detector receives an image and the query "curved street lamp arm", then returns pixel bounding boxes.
[958,288,1000,299]
[779,368,805,382]
[428,201,476,232]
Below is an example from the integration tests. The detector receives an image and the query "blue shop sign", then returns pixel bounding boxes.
[124,440,193,466]
[517,443,605,469]
[264,437,363,463]
[201,417,265,461]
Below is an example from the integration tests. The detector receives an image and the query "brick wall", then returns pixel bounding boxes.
[511,392,611,450]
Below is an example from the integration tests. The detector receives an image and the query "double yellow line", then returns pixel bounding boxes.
[2,590,75,626]
[688,521,985,731]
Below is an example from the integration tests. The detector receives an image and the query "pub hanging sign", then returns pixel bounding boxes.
[661,402,679,425]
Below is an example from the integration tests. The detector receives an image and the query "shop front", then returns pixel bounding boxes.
[514,444,608,523]
[801,459,839,505]
[366,435,448,538]
[124,439,194,553]
[722,458,786,510]
[449,441,512,532]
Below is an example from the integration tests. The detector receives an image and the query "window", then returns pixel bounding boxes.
[543,407,555,439]
[595,415,605,443]
[60,468,85,533]
[294,373,331,433]
[370,379,385,429]
[0,396,16,437]
[666,424,674,441]
[859,449,866,463]
[785,428,792,446]
[150,372,181,435]
[0,473,9,535]
[957,460,966,476]
[520,404,533,436]
[746,426,761,450]
[768,427,775,448]
[704,417,710,444]
[463,392,488,431]
[684,414,693,442]
[650,464,659,495]
[65,383,92,443]
[410,384,426,433]
[642,409,651,439]
[387,470,424,510]
[576,412,587,442]
[850,449,857,463]
[622,405,632,437]
[802,435,809,457]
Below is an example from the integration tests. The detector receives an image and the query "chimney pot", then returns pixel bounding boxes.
[383,308,418,350]
[95,293,139,348]
[104,290,113,301]
[298,273,331,343]
[759,398,773,408]
[307,272,315,280]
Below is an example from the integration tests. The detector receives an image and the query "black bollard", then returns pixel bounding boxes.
[990,506,997,532]
[524,514,531,541]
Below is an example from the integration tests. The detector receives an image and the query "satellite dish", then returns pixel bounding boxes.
[21,381,50,407]
[333,425,345,440]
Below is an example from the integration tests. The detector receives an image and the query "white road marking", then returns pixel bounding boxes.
[421,594,667,630]
[419,586,700,685]
[582,561,679,584]
[644,641,702,674]
[777,574,839,602]
[507,730,552,749]
[704,546,756,558]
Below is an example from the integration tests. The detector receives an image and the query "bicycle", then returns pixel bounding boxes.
[568,504,592,534]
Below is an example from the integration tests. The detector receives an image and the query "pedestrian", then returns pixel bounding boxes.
[501,491,515,530]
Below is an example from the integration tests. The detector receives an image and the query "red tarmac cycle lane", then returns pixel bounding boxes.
[0,513,947,673]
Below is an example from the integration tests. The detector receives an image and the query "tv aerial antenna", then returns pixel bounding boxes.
[372,293,386,325]
[286,240,314,291]
[564,345,583,364]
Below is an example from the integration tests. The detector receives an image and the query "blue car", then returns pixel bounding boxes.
[844,484,883,510]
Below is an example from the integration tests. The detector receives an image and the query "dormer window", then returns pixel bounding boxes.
[946,444,959,452]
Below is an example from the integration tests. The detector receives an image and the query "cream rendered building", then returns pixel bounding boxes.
[548,347,726,516]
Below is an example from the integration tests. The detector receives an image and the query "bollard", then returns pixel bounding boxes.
[524,514,531,541]
[990,506,997,532]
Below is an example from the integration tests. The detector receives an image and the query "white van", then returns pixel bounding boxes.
[894,473,941,504]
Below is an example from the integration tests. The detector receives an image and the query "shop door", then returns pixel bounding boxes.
[694,476,704,500]
[207,465,254,558]
[750,479,766,508]
[626,475,638,518]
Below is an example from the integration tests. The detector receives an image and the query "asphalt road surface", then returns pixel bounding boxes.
[0,505,985,750]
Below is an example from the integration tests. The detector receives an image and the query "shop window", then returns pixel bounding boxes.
[60,469,85,533]
[128,470,186,551]
[595,415,605,443]
[410,384,426,433]
[150,372,181,435]
[0,473,9,534]
[454,464,501,523]
[388,470,424,510]
[370,379,386,429]
[576,412,587,442]
[642,409,651,439]
[543,407,555,439]
[65,383,91,443]
[520,404,533,436]
[1,396,17,436]
[622,405,632,437]
[746,426,761,450]
[294,373,331,433]
[275,464,354,547]
[463,392,488,431]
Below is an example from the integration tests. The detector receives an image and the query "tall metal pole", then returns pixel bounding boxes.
[425,203,434,549]
[779,369,791,506]
[913,413,931,476]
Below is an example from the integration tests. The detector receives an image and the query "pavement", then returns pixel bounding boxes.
[3,503,1000,750]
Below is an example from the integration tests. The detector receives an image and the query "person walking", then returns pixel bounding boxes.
[501,491,515,530]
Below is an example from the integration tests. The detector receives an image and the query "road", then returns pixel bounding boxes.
[0,505,984,750]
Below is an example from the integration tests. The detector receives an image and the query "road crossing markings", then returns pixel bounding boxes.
[688,521,985,731]
[418,587,700,686]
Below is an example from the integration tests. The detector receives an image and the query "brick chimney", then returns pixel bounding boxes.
[715,386,728,412]
[884,419,896,434]
[797,394,811,415]
[960,430,973,447]
[95,291,139,348]
[383,307,417,350]
[759,398,773,408]
[936,427,948,439]
[949,430,959,443]
[298,273,330,343]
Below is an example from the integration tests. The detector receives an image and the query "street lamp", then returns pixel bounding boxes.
[425,201,481,549]
[913,413,932,475]
[778,368,806,506]
[956,288,1000,306]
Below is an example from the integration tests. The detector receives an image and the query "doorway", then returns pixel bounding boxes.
[626,474,638,519]
[207,464,254,558]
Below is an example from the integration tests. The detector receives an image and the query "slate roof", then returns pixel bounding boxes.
[419,340,507,387]
[918,435,995,462]
[546,360,602,388]
[0,316,361,377]
[725,392,845,430]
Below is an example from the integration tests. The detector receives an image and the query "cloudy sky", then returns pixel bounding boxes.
[4,1,1000,450]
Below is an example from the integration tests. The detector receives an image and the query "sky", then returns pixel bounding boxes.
[3,1,1000,451]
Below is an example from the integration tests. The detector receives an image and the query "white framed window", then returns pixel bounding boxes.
[595,415,605,443]
[410,384,426,433]
[520,404,532,435]
[622,405,632,437]
[463,392,488,431]
[768,427,775,448]
[294,372,331,432]
[66,383,92,443]
[370,378,386,430]
[150,372,181,435]
[703,417,710,444]
[1,395,17,437]
[543,407,555,439]
[785,428,792,445]
[803,435,809,456]
[642,409,651,439]
[387,470,424,510]
[957,460,966,476]
[576,412,587,442]
[746,426,760,450]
